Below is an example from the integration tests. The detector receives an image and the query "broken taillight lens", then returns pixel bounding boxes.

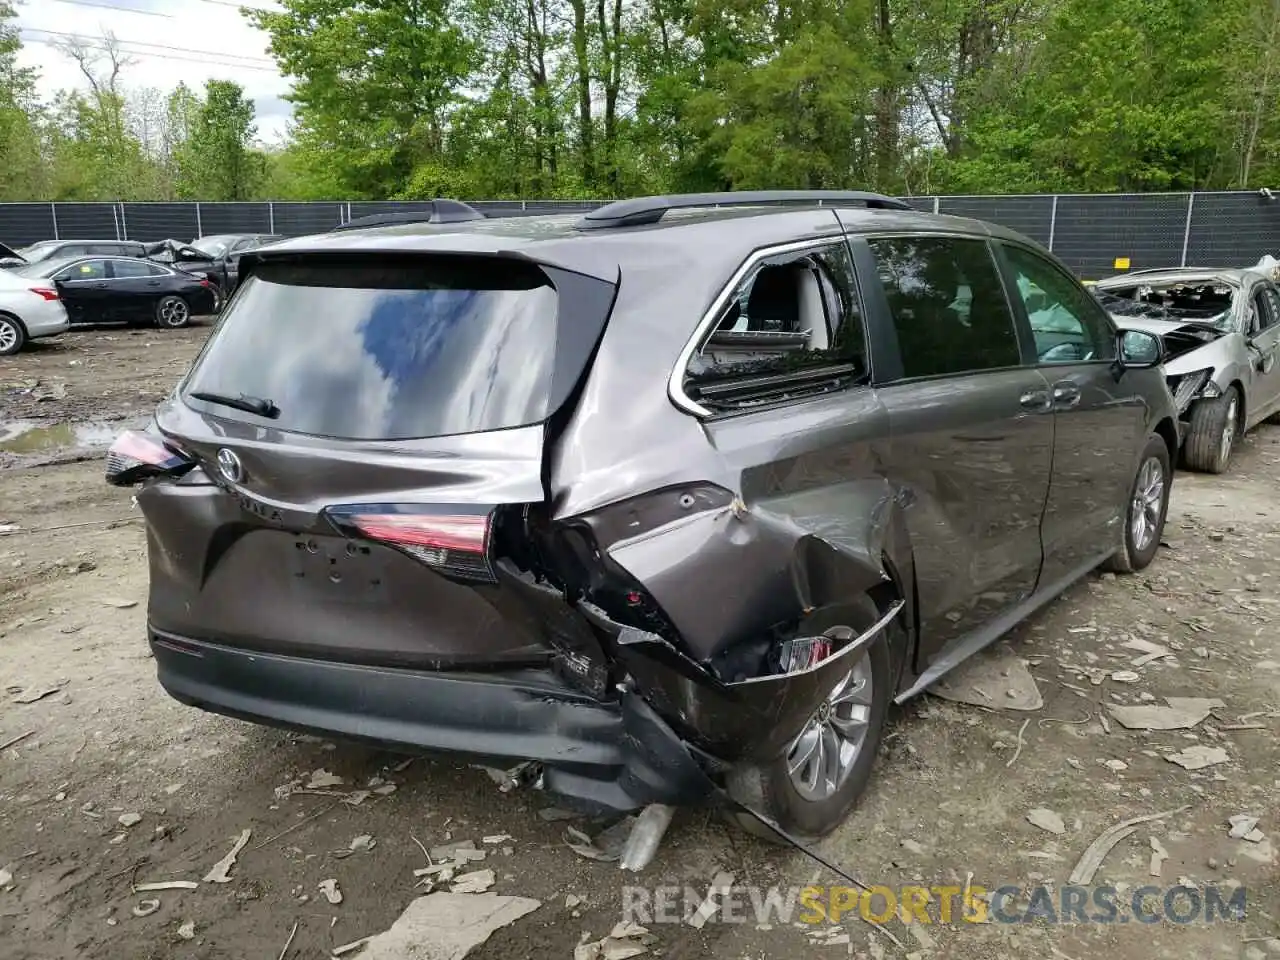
[105,429,194,487]
[325,505,495,583]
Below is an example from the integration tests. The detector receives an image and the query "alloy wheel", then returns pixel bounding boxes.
[0,318,18,353]
[1130,456,1165,552]
[785,651,874,802]
[158,298,190,327]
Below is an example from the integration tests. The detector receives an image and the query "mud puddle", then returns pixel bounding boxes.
[0,419,141,456]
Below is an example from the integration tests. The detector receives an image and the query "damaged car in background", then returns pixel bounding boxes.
[105,192,1179,842]
[1093,267,1280,473]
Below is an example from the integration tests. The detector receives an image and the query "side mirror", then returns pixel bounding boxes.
[1118,329,1163,368]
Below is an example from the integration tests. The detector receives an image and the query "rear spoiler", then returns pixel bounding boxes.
[0,241,24,262]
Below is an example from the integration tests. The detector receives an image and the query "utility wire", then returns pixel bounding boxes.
[21,34,280,73]
[20,27,277,68]
[49,0,174,17]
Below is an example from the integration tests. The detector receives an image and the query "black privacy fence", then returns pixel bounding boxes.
[1,192,1277,279]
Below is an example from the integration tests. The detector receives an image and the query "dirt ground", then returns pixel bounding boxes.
[1,327,1277,960]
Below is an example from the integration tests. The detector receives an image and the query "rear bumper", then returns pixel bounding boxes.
[149,628,718,813]
[23,300,70,338]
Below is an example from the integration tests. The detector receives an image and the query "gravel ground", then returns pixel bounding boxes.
[1,327,1278,960]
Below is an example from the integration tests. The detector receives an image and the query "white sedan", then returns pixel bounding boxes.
[0,269,70,355]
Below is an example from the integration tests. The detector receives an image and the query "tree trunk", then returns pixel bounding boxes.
[569,0,594,188]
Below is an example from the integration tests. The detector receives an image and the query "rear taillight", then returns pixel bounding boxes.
[30,287,58,301]
[199,279,211,287]
[325,504,495,583]
[105,429,193,487]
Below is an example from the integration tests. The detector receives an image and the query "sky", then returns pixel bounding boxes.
[13,0,294,144]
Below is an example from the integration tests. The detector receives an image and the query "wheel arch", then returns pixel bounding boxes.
[1153,415,1179,465]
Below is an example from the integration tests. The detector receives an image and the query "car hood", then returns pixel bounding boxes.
[1109,313,1234,374]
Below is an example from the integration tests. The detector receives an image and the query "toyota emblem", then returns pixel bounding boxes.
[216,448,243,484]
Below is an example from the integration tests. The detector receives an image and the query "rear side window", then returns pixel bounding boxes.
[111,259,164,279]
[869,237,1021,379]
[683,241,867,411]
[182,256,613,440]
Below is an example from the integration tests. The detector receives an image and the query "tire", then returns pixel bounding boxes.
[155,295,191,329]
[725,597,895,843]
[1103,434,1172,574]
[1182,386,1240,473]
[0,313,26,356]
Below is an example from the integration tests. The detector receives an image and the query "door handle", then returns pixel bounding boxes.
[146,280,161,286]
[1052,383,1082,408]
[1019,389,1052,412]
[94,282,108,288]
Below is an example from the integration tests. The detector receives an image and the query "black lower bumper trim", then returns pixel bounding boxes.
[149,628,717,812]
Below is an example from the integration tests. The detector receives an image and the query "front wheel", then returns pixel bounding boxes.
[725,601,894,843]
[1103,434,1171,574]
[155,296,191,329]
[1183,387,1239,473]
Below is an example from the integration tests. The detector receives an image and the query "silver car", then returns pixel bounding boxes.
[1094,268,1280,473]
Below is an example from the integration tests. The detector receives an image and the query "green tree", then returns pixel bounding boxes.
[175,80,261,200]
[0,1,44,201]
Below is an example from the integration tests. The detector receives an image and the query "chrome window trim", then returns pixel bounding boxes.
[667,236,855,418]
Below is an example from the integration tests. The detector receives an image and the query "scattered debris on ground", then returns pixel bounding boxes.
[203,829,251,883]
[1164,745,1230,770]
[928,651,1043,710]
[338,892,541,960]
[1108,697,1223,730]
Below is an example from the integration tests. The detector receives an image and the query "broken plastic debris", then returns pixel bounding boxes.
[451,869,496,894]
[12,683,65,704]
[203,828,251,884]
[429,839,485,862]
[565,817,636,863]
[338,892,540,960]
[134,880,198,892]
[101,598,138,609]
[132,899,161,917]
[0,868,12,887]
[929,652,1043,711]
[1110,670,1141,683]
[619,804,675,873]
[482,835,513,845]
[1228,815,1264,842]
[1068,805,1191,884]
[318,878,343,904]
[1149,837,1169,877]
[1108,697,1223,730]
[118,813,142,827]
[1165,745,1230,770]
[305,768,345,789]
[177,920,195,940]
[1026,808,1066,835]
[349,834,376,853]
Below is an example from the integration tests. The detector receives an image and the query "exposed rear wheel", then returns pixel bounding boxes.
[0,314,26,356]
[1103,434,1171,574]
[1182,387,1239,473]
[155,296,191,329]
[725,598,894,843]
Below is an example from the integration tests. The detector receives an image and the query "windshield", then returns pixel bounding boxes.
[181,256,610,441]
[16,241,60,262]
[192,237,235,258]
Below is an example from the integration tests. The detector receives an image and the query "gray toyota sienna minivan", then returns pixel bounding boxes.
[107,192,1179,840]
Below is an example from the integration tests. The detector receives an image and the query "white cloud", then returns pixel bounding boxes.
[13,0,294,143]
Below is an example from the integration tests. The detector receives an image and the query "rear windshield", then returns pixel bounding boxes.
[182,256,592,440]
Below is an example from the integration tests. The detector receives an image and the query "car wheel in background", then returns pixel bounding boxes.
[1103,434,1171,574]
[0,314,27,356]
[1182,386,1240,474]
[725,595,895,843]
[155,296,191,329]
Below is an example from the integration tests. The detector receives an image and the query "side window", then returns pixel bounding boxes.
[1262,288,1280,331]
[86,244,123,256]
[110,259,156,279]
[682,241,868,411]
[55,259,108,281]
[1251,287,1280,333]
[1002,244,1115,363]
[868,236,1021,379]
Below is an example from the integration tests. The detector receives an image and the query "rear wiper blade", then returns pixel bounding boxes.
[189,391,280,419]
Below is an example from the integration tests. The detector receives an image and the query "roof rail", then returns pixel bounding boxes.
[331,199,485,232]
[576,190,911,230]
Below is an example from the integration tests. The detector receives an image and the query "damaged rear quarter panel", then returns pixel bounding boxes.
[549,245,916,753]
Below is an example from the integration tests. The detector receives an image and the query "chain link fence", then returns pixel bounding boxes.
[2,193,1276,279]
